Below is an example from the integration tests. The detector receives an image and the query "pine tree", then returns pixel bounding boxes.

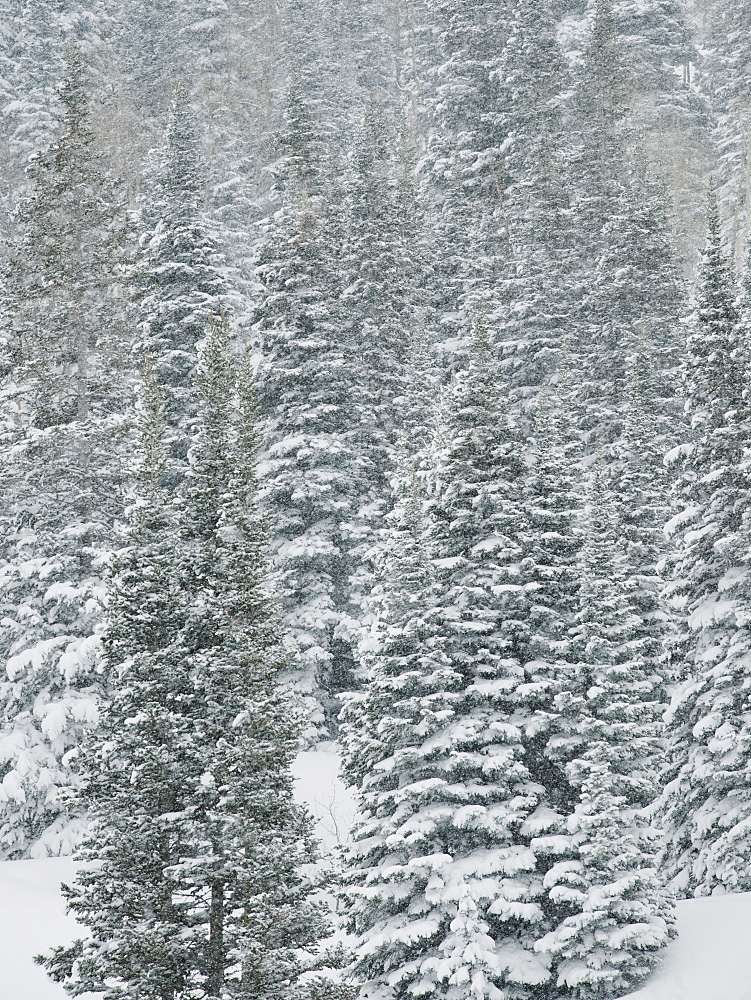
[341,442,551,1000]
[0,0,88,189]
[701,0,751,259]
[496,0,573,394]
[135,85,227,463]
[422,0,512,331]
[0,49,131,860]
[340,104,430,636]
[538,469,673,998]
[615,0,711,268]
[518,387,581,796]
[537,757,674,1000]
[658,191,751,897]
[567,0,685,444]
[255,93,373,735]
[41,319,333,999]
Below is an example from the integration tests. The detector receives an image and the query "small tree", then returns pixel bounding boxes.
[537,756,674,1000]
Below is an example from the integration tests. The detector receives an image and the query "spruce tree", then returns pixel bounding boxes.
[0,49,131,859]
[702,0,751,259]
[341,459,550,1000]
[423,0,511,331]
[538,470,673,999]
[41,320,332,999]
[518,387,581,798]
[342,329,554,1000]
[567,0,686,444]
[255,94,366,735]
[658,192,751,897]
[340,104,429,634]
[135,85,227,462]
[496,0,573,394]
[537,757,674,1000]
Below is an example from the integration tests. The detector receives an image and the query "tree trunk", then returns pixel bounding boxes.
[207,878,225,998]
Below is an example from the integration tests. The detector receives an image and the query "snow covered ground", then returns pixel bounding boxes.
[0,748,356,999]
[0,750,747,1000]
[624,890,751,1000]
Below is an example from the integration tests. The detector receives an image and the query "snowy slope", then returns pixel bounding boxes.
[624,891,751,1000]
[1,750,747,1000]
[0,857,84,1000]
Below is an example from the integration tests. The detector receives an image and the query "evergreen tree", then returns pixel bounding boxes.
[423,0,512,333]
[135,85,227,462]
[0,49,131,860]
[341,439,551,1000]
[340,104,430,632]
[701,0,751,259]
[658,192,751,897]
[496,0,573,394]
[518,388,581,797]
[538,469,673,998]
[537,757,674,1000]
[615,0,711,267]
[0,0,92,189]
[41,319,333,999]
[568,0,685,444]
[255,125,367,735]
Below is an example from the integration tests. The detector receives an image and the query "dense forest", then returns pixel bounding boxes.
[1,0,751,997]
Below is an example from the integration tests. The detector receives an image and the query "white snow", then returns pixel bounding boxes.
[4,751,751,1000]
[623,891,751,1000]
[0,857,86,999]
[291,745,357,852]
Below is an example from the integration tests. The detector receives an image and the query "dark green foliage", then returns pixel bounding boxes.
[39,320,335,999]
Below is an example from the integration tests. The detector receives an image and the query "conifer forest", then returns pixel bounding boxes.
[2,0,751,997]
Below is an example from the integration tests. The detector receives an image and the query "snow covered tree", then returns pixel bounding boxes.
[568,468,668,814]
[613,347,676,679]
[537,757,674,1000]
[341,432,552,1000]
[41,318,335,999]
[342,105,424,467]
[0,48,131,860]
[537,469,673,998]
[567,0,686,443]
[615,0,711,267]
[0,0,96,191]
[422,0,512,330]
[517,388,581,762]
[658,191,751,897]
[339,105,431,628]
[427,322,530,684]
[701,0,751,259]
[135,85,227,462]
[496,0,573,393]
[255,139,362,736]
[8,45,131,425]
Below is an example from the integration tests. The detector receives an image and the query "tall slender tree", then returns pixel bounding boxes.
[135,85,227,462]
[658,192,751,897]
[41,320,334,999]
[0,49,131,860]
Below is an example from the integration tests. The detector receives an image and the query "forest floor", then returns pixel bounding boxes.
[0,750,743,1000]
